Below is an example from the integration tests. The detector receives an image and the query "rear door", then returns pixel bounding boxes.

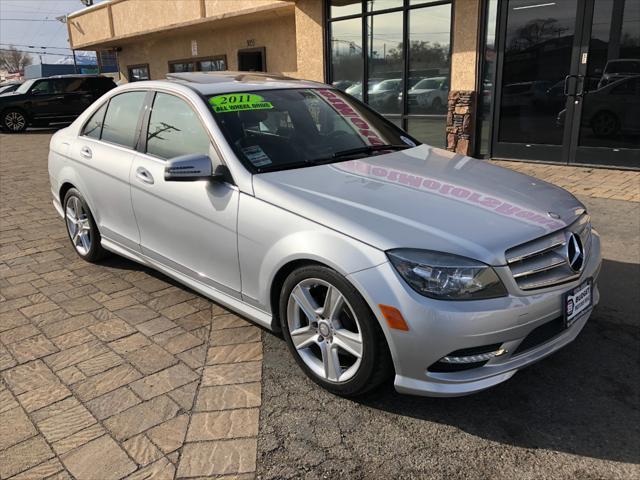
[68,90,148,250]
[62,77,98,117]
[28,79,67,121]
[130,91,241,295]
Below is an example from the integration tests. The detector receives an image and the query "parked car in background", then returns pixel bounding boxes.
[557,75,640,138]
[48,72,601,398]
[0,74,116,132]
[403,76,449,112]
[367,78,402,111]
[0,81,23,96]
[597,58,640,89]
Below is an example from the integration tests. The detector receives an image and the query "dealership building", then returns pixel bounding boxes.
[68,0,639,169]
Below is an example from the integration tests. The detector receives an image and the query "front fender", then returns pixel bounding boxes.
[237,194,387,312]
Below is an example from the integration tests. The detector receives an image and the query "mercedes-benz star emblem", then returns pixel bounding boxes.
[566,233,584,272]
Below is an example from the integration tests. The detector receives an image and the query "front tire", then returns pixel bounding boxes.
[2,109,28,133]
[279,265,392,396]
[63,188,107,262]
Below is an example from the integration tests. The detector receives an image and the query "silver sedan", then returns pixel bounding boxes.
[48,72,601,397]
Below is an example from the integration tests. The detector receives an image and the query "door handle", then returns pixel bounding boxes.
[136,167,154,185]
[563,75,579,96]
[80,146,92,159]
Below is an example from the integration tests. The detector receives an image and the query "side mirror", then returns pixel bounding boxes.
[164,153,213,181]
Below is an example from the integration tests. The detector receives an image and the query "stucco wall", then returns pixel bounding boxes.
[450,0,481,92]
[111,0,202,37]
[117,14,299,81]
[68,5,112,48]
[204,0,293,16]
[294,0,325,82]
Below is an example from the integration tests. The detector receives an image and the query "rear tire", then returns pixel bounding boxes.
[279,264,392,397]
[2,109,28,133]
[63,188,108,262]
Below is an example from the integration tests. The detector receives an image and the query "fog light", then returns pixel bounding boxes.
[441,348,507,364]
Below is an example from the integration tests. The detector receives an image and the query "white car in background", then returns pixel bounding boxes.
[404,76,449,111]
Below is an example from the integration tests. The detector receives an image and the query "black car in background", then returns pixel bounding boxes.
[0,75,116,132]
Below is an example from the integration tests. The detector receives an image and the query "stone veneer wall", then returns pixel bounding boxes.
[446,90,476,155]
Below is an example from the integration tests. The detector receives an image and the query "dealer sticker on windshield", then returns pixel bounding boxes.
[241,145,272,167]
[564,279,592,328]
[209,93,273,113]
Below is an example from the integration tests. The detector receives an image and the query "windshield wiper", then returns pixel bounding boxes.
[331,144,412,159]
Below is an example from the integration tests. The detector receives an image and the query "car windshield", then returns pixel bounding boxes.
[413,78,443,90]
[370,80,399,92]
[16,79,36,94]
[208,88,419,173]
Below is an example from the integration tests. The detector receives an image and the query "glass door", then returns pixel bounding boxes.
[492,0,582,162]
[570,0,640,168]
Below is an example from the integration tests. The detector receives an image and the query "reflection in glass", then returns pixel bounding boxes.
[367,0,403,11]
[330,0,361,18]
[577,0,640,151]
[498,0,577,145]
[407,117,444,147]
[331,18,364,94]
[477,0,498,156]
[367,11,403,114]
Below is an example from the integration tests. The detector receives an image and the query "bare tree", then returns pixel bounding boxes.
[0,46,33,73]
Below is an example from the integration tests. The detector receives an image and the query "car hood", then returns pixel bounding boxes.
[252,145,585,265]
[0,92,25,100]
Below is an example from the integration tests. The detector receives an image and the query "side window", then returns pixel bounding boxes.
[30,80,50,95]
[64,78,89,93]
[101,91,147,148]
[146,93,210,159]
[82,102,108,139]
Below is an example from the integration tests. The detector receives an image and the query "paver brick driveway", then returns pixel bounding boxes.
[1,131,639,480]
[1,132,262,479]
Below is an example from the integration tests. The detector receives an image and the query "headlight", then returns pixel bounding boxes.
[387,249,507,300]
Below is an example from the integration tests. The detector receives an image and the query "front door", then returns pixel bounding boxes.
[130,91,242,295]
[492,0,640,168]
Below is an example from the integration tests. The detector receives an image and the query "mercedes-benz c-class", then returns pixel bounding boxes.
[48,72,601,397]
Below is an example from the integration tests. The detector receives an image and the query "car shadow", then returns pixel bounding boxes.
[98,252,639,464]
[355,258,640,464]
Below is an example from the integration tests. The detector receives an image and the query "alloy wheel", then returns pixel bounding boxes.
[65,196,92,255]
[286,278,363,383]
[4,112,26,131]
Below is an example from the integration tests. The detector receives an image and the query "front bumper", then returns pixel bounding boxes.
[347,230,602,397]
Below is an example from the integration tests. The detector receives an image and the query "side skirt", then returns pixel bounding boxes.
[100,238,274,330]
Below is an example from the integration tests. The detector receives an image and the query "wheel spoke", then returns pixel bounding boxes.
[320,341,342,381]
[290,326,317,350]
[79,232,90,252]
[66,206,77,224]
[322,285,344,321]
[291,285,319,322]
[333,329,363,359]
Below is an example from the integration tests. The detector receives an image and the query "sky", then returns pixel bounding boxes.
[0,0,106,65]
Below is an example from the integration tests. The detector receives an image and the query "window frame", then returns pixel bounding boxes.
[127,63,150,82]
[324,0,454,141]
[168,55,228,73]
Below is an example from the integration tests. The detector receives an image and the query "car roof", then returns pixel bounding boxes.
[31,74,112,81]
[163,71,326,95]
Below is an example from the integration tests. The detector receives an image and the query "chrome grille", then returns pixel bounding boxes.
[505,214,592,291]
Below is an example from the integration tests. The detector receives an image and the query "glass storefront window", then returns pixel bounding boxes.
[328,1,452,148]
[331,18,364,93]
[407,5,451,115]
[367,11,403,114]
[330,0,361,18]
